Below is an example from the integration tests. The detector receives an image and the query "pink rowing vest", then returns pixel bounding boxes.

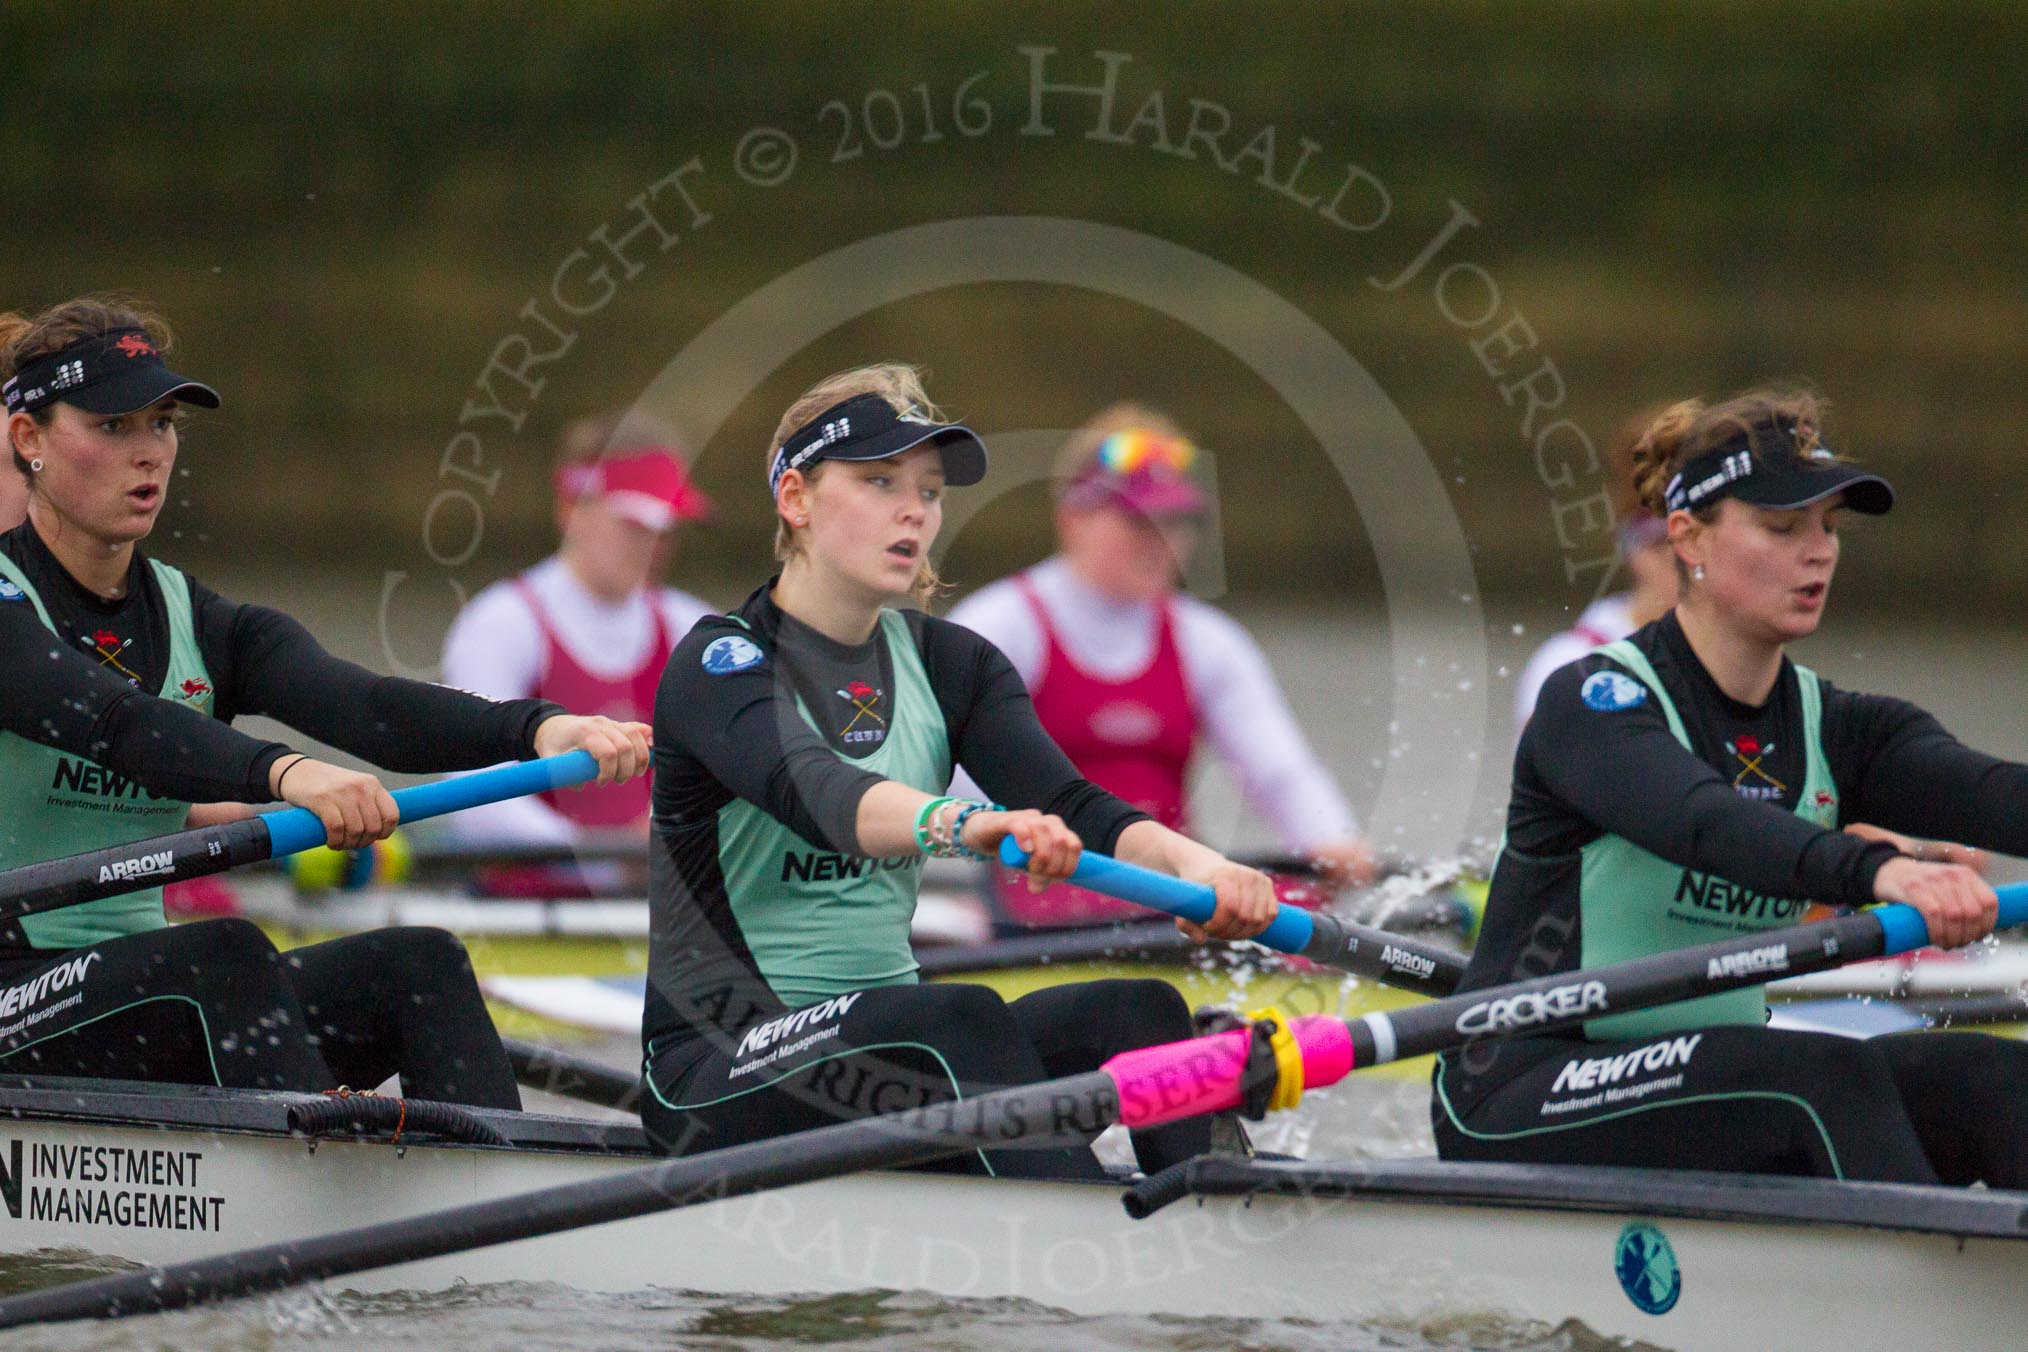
[513,578,671,829]
[993,575,1198,926]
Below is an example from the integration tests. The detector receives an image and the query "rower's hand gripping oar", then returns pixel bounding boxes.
[0,752,600,926]
[999,837,1466,996]
[5,875,2022,1328]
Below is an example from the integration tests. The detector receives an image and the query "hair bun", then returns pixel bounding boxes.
[1628,399,1704,515]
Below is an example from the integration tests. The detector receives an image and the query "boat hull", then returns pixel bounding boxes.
[0,1080,2020,1348]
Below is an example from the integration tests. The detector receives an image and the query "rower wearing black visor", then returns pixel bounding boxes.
[1436,386,2028,1185]
[0,293,650,1104]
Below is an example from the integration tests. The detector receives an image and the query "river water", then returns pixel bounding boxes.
[3,567,2021,1348]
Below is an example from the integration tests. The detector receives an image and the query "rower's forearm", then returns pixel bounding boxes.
[853,780,935,858]
[1113,820,1224,879]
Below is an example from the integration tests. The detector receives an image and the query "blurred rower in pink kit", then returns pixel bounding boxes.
[949,403,1375,930]
[443,413,715,863]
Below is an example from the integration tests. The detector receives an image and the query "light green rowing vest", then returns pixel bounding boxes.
[715,609,953,1008]
[0,554,209,949]
[1578,640,1838,1040]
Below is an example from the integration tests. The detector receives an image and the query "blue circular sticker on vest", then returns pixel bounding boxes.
[701,634,764,675]
[1615,1221,1681,1315]
[1580,670,1647,712]
[0,579,24,602]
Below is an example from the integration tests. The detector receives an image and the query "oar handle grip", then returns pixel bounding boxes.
[0,751,607,925]
[1875,881,2028,955]
[262,751,602,857]
[998,838,1315,950]
[995,838,1467,996]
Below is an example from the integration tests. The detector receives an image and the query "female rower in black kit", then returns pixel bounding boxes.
[0,294,651,1105]
[1435,387,2028,1184]
[641,363,1277,1177]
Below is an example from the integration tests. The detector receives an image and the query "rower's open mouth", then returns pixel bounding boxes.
[127,485,162,508]
[887,541,918,560]
[1796,582,1826,600]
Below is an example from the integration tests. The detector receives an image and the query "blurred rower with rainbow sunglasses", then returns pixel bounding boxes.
[948,402,1377,932]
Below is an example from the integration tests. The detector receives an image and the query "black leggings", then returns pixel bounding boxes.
[1433,1025,2028,1186]
[0,919,519,1108]
[642,979,1209,1180]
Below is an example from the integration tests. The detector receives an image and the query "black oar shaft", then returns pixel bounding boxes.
[501,1037,640,1111]
[919,917,1467,993]
[1298,912,1465,997]
[0,818,272,927]
[0,753,604,926]
[0,1071,1119,1328]
[1350,909,1890,1067]
[916,921,1197,975]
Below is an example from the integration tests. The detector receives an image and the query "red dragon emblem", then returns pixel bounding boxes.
[846,680,876,701]
[114,334,157,359]
[180,678,212,699]
[92,629,120,649]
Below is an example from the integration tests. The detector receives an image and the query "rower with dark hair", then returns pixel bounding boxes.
[0,293,651,1105]
[1436,386,2028,1184]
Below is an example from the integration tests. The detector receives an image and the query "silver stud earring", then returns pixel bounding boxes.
[1691,564,1705,582]
[28,458,42,473]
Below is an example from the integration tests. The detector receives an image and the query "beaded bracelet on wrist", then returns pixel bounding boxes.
[949,800,1003,862]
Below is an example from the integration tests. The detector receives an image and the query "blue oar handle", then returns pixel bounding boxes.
[262,751,601,857]
[1875,881,2028,955]
[998,838,1316,951]
[995,839,1470,997]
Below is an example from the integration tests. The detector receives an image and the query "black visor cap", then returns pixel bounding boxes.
[769,393,986,495]
[1730,459,1894,516]
[65,369,220,417]
[3,328,219,418]
[1665,421,1894,517]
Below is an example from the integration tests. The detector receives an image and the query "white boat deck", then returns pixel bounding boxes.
[0,1075,2020,1348]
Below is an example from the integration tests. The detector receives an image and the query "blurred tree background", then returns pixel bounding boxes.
[2,0,2022,636]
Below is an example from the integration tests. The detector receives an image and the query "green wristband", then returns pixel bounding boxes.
[913,796,958,857]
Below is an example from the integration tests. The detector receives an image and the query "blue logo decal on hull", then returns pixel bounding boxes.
[1614,1220,1681,1315]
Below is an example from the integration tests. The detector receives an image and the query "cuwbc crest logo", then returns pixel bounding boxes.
[114,334,157,359]
[1579,670,1646,713]
[701,635,764,675]
[1615,1221,1682,1315]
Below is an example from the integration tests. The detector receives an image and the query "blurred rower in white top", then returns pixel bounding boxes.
[947,402,1373,929]
[442,413,715,857]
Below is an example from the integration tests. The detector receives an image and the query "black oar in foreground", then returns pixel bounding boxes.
[0,752,601,927]
[3,872,2020,1329]
[998,840,1466,995]
[501,1036,641,1111]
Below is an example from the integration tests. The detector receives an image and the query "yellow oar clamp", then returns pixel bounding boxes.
[1238,1006,1305,1119]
